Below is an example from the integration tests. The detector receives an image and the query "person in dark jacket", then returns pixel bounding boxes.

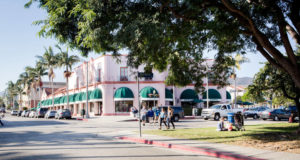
[81,109,86,118]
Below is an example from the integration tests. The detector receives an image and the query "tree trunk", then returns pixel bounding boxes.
[295,98,300,134]
[50,77,54,110]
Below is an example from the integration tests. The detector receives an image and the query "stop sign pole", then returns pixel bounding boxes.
[137,72,153,137]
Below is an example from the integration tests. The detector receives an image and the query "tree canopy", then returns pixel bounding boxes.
[26,0,300,91]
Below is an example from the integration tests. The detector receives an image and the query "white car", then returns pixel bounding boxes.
[29,111,37,118]
[10,110,18,116]
[201,104,245,121]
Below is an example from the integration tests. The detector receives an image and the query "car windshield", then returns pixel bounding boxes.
[50,111,56,113]
[210,105,221,109]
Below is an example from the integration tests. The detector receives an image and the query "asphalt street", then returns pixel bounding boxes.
[0,114,224,160]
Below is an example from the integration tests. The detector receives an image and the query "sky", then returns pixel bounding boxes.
[0,0,267,92]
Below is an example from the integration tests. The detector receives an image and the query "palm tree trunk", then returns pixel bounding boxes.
[50,76,54,110]
[66,67,69,110]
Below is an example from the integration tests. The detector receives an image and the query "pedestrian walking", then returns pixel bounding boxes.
[0,111,5,126]
[159,108,167,130]
[147,107,154,125]
[141,106,148,126]
[154,107,160,125]
[81,109,86,118]
[167,106,175,129]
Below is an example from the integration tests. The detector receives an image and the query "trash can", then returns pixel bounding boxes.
[227,113,235,124]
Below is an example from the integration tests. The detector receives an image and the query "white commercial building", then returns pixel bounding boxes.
[40,55,231,116]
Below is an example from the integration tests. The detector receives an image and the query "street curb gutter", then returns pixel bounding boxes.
[116,136,265,160]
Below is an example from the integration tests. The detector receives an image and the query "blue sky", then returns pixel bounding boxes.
[0,0,267,91]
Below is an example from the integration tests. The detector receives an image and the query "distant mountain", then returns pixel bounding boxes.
[228,77,253,86]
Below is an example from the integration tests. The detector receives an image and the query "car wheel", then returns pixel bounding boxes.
[204,118,208,120]
[244,116,247,119]
[173,115,179,122]
[214,114,220,121]
[263,118,267,121]
[253,115,258,119]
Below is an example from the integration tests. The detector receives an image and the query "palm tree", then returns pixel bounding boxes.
[36,46,59,108]
[231,54,249,108]
[19,72,30,107]
[15,80,25,110]
[57,46,80,109]
[6,81,17,109]
[25,66,38,108]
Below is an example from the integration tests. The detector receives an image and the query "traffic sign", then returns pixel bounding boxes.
[138,72,153,78]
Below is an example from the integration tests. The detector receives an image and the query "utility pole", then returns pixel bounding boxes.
[86,61,89,118]
[206,63,209,109]
[137,73,141,137]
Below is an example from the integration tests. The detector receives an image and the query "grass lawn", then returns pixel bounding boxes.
[143,123,300,153]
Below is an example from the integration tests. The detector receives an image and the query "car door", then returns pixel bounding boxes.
[220,105,227,117]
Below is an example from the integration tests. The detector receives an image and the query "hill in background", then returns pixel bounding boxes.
[228,77,253,86]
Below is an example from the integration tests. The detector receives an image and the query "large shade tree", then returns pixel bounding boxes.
[25,1,300,91]
[248,62,300,128]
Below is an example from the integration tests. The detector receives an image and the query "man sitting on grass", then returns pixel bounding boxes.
[217,117,227,131]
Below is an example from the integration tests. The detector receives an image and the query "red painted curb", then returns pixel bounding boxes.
[116,136,265,160]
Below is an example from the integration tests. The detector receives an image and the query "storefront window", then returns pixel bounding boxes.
[115,101,133,112]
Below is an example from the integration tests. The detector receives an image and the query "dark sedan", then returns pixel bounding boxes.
[260,109,291,121]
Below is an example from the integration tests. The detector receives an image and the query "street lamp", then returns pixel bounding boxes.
[80,59,90,119]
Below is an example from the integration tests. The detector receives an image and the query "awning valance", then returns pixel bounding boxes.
[140,86,159,100]
[202,89,222,102]
[90,88,103,101]
[165,88,173,101]
[114,87,134,101]
[180,89,199,102]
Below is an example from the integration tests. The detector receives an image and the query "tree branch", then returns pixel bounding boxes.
[286,23,300,45]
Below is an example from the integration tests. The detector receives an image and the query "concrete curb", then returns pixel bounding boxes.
[116,136,265,160]
[76,118,88,121]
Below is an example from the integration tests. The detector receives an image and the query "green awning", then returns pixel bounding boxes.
[193,99,203,103]
[165,88,173,101]
[180,89,199,102]
[202,89,221,102]
[54,97,60,105]
[114,87,134,101]
[60,96,65,104]
[140,86,159,100]
[69,94,76,103]
[90,88,102,101]
[75,92,83,102]
[82,91,93,101]
[226,91,231,100]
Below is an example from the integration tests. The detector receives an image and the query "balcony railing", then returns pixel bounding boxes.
[120,76,128,81]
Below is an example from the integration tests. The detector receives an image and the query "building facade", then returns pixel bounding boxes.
[40,55,231,116]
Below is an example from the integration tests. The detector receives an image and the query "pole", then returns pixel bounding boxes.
[173,85,175,106]
[206,63,209,109]
[137,73,141,137]
[234,73,237,109]
[86,61,89,118]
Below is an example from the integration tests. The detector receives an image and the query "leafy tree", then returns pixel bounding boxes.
[36,46,59,108]
[57,46,80,109]
[6,81,17,109]
[241,89,264,103]
[26,0,300,92]
[248,62,300,128]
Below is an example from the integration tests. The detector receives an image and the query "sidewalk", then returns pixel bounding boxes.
[114,131,300,160]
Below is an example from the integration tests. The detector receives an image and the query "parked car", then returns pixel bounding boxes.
[55,109,72,119]
[153,106,184,122]
[45,110,57,119]
[11,110,18,116]
[21,110,29,117]
[36,108,49,118]
[25,110,31,117]
[260,109,291,121]
[243,107,259,119]
[201,104,245,121]
[286,106,298,121]
[17,111,23,117]
[29,111,37,118]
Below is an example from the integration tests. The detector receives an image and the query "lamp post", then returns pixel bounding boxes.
[206,63,209,109]
[85,61,89,118]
